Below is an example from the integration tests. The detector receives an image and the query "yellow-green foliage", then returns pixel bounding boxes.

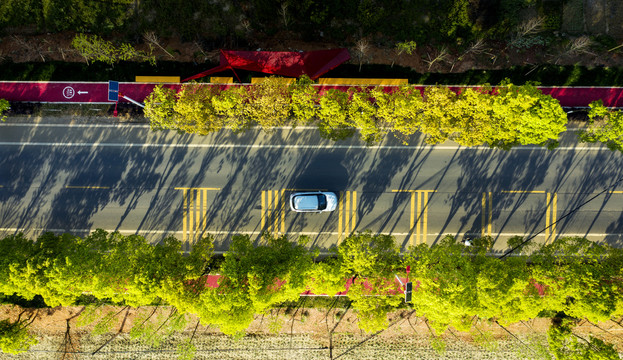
[144,85,178,131]
[491,82,567,149]
[174,84,222,134]
[144,79,569,150]
[348,281,402,333]
[0,320,38,355]
[245,77,291,129]
[317,89,353,140]
[211,86,249,132]
[289,75,317,123]
[72,33,154,65]
[547,318,619,360]
[0,99,9,121]
[419,86,458,144]
[347,87,381,143]
[373,86,424,142]
[580,100,623,152]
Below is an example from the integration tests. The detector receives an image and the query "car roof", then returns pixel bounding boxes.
[293,194,320,210]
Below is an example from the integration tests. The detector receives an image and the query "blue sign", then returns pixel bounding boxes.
[108,80,119,102]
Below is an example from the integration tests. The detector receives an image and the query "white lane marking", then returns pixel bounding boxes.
[0,141,613,151]
[0,123,322,129]
[0,123,151,128]
[0,227,620,238]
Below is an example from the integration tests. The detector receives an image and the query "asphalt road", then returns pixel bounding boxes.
[1,118,623,253]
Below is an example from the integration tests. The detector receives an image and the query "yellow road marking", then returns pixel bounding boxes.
[481,193,486,237]
[273,190,280,233]
[175,187,220,190]
[267,190,273,232]
[182,190,188,242]
[281,189,285,233]
[203,189,208,233]
[345,191,350,237]
[338,191,344,243]
[423,191,428,244]
[610,191,623,194]
[352,191,357,231]
[488,192,492,236]
[553,193,557,240]
[65,186,110,189]
[393,189,436,245]
[337,191,358,243]
[261,189,286,234]
[176,187,220,243]
[416,192,421,244]
[481,192,493,237]
[545,193,550,241]
[410,192,415,246]
[547,192,557,244]
[501,190,546,194]
[261,191,266,229]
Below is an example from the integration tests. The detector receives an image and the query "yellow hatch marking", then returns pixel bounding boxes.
[337,191,357,244]
[261,190,286,234]
[481,192,493,237]
[176,187,221,243]
[393,190,436,246]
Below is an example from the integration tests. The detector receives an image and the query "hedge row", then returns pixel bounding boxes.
[145,77,572,148]
[2,230,623,340]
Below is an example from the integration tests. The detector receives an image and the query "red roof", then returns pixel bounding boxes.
[183,48,351,82]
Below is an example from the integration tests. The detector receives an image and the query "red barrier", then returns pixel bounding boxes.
[1,81,623,108]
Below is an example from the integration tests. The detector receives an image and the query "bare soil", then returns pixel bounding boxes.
[3,304,623,359]
[1,31,622,75]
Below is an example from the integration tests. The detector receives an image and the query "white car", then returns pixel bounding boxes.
[289,191,338,213]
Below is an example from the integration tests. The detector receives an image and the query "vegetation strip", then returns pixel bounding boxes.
[144,77,623,152]
[1,228,622,358]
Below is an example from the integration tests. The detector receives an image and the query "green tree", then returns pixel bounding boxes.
[373,86,424,143]
[189,233,315,336]
[419,86,458,144]
[452,87,496,146]
[211,86,250,133]
[529,237,622,323]
[0,233,36,300]
[245,78,291,129]
[347,87,381,143]
[289,75,317,124]
[579,100,623,152]
[0,99,9,122]
[0,319,38,354]
[144,85,178,131]
[72,33,154,65]
[547,318,618,360]
[317,89,353,140]
[403,235,481,334]
[489,82,566,149]
[173,84,222,134]
[335,232,402,333]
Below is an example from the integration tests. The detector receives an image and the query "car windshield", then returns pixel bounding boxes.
[317,195,327,210]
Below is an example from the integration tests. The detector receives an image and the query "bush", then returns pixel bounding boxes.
[0,99,9,121]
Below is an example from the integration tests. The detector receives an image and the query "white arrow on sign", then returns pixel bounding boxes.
[77,91,88,95]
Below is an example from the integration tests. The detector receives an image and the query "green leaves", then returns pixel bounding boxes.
[547,318,619,360]
[71,34,155,65]
[144,78,569,149]
[0,319,38,354]
[579,100,623,152]
[0,99,9,122]
[144,85,178,131]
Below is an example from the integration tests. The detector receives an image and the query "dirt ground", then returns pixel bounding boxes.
[1,31,622,75]
[2,303,623,359]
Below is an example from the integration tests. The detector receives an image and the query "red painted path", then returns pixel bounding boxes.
[1,81,623,108]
